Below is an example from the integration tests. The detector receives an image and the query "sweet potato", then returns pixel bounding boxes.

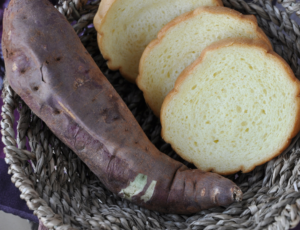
[2,0,242,214]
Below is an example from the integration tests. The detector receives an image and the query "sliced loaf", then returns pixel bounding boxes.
[94,0,223,83]
[137,7,272,116]
[161,38,300,175]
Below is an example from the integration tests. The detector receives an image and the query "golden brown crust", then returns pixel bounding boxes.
[94,0,116,30]
[96,33,136,83]
[95,1,224,83]
[94,0,137,83]
[94,0,136,83]
[157,7,271,50]
[161,37,300,175]
[137,6,272,117]
[256,26,273,50]
[214,0,224,7]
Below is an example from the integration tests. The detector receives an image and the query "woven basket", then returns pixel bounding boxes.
[3,0,300,229]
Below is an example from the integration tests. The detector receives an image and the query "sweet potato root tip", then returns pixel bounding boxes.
[233,187,243,202]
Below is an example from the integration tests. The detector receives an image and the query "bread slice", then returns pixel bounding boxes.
[161,38,300,175]
[93,0,223,83]
[137,7,272,117]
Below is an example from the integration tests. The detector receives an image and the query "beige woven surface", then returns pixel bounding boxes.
[3,0,300,229]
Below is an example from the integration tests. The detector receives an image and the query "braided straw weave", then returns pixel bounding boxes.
[2,0,300,229]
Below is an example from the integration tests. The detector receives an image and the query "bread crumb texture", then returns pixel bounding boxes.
[97,0,222,82]
[137,7,271,116]
[161,40,300,175]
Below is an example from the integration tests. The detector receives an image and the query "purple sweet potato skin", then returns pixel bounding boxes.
[2,0,242,214]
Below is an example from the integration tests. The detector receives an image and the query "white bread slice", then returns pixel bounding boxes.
[137,7,272,117]
[161,38,300,175]
[93,0,223,83]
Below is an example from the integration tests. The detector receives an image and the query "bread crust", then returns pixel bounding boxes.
[94,0,136,82]
[94,1,224,83]
[93,0,114,29]
[161,37,300,175]
[137,6,273,117]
